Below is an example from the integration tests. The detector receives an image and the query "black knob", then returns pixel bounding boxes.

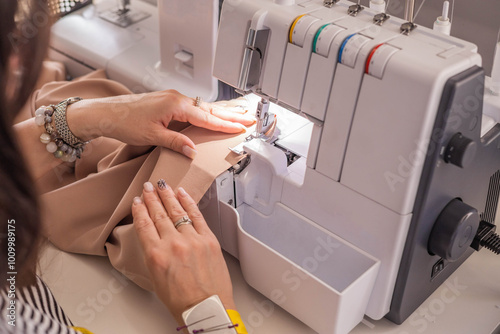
[443,133,477,168]
[428,199,480,262]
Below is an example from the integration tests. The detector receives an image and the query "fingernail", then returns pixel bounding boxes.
[178,187,187,197]
[143,182,154,193]
[157,179,169,190]
[133,196,143,205]
[182,145,197,160]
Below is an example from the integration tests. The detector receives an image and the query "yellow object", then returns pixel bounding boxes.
[289,14,307,44]
[226,309,248,334]
[70,327,94,334]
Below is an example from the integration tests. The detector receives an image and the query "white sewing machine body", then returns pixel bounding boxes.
[202,0,500,333]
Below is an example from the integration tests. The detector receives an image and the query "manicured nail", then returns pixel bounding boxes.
[157,179,169,190]
[143,182,154,193]
[133,196,143,205]
[182,145,197,160]
[178,187,187,197]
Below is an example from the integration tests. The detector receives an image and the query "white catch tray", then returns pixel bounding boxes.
[235,203,380,334]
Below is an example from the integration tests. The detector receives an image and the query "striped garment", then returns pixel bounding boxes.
[1,276,92,334]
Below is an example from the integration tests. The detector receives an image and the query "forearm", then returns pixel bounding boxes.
[65,94,148,142]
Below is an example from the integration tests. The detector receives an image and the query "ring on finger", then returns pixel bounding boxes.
[174,216,193,229]
[194,96,202,107]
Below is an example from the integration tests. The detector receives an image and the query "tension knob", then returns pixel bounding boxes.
[443,132,477,168]
[428,199,480,262]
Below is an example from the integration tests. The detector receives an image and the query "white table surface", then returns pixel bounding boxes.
[39,240,500,334]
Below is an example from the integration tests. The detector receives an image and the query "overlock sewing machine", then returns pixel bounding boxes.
[203,0,500,333]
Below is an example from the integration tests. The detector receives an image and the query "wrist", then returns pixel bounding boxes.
[65,99,101,142]
[222,298,237,312]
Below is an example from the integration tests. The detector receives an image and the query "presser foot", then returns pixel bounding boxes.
[229,114,278,155]
[99,8,150,28]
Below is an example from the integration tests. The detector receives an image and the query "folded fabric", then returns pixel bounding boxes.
[27,66,246,290]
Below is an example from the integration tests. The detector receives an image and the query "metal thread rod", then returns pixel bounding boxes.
[404,0,415,22]
[118,0,130,14]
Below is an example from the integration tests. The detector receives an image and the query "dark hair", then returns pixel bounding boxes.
[0,0,52,286]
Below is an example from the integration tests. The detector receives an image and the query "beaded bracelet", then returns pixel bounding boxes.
[35,97,89,162]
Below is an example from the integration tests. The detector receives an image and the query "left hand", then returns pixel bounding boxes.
[66,90,254,159]
[131,180,237,325]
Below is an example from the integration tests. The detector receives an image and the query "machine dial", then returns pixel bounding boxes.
[443,132,477,168]
[289,14,319,47]
[428,199,480,262]
[338,34,370,68]
[313,24,344,57]
[365,43,399,79]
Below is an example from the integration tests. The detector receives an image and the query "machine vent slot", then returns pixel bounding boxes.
[481,170,500,223]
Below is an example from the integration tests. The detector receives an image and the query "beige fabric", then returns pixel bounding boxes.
[29,66,247,290]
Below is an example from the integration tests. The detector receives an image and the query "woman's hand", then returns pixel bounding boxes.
[131,180,236,325]
[67,90,254,159]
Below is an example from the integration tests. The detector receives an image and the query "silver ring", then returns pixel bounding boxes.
[174,216,193,229]
[194,96,202,107]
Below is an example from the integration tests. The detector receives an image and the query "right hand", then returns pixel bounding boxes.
[131,180,236,325]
